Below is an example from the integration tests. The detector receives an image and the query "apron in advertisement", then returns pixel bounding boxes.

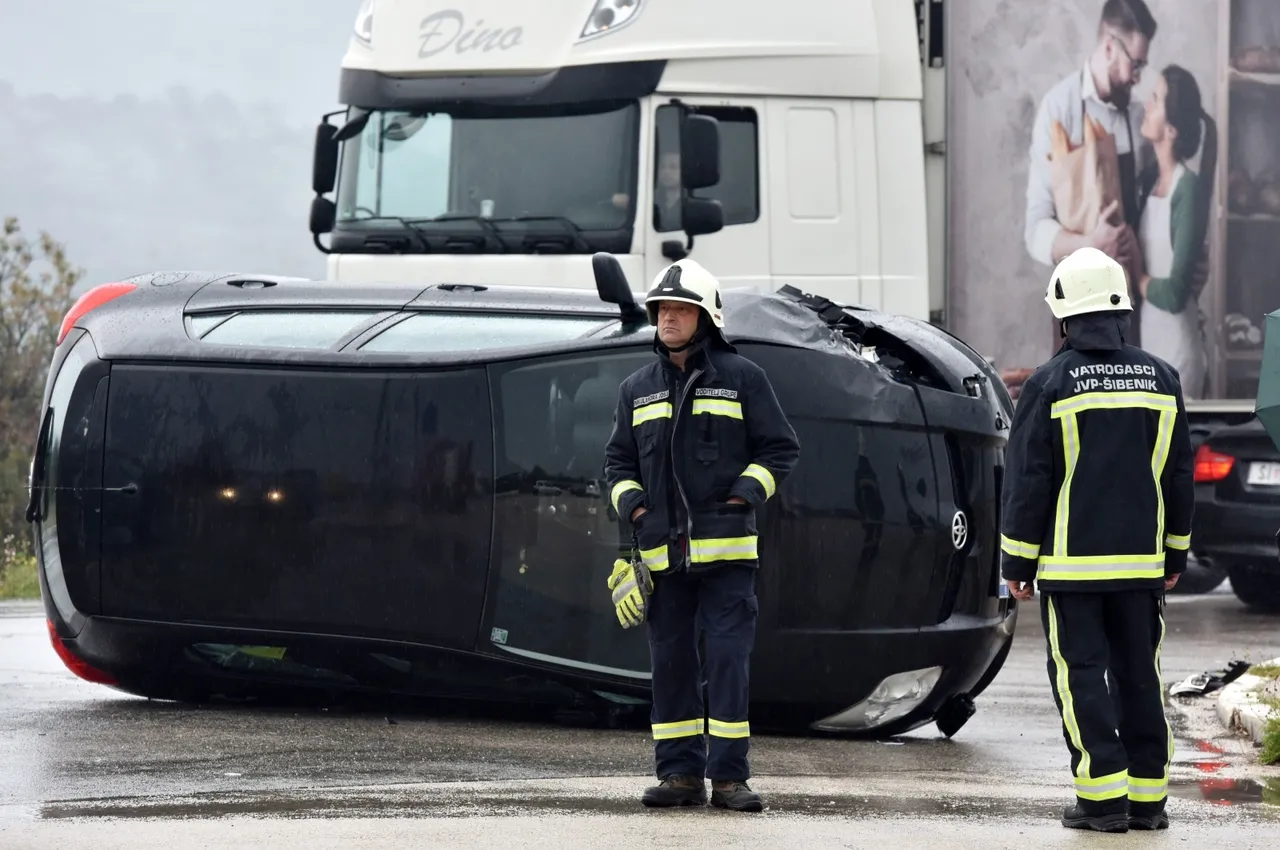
[1049,95,1140,352]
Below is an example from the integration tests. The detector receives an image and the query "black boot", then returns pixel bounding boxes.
[642,774,707,807]
[1129,809,1169,830]
[1061,803,1129,832]
[711,780,763,812]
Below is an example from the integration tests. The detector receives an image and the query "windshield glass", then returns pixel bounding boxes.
[334,102,640,250]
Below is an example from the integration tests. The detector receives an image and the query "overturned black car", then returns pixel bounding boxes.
[28,255,1016,738]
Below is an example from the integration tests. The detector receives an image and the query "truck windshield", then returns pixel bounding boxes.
[334,102,640,253]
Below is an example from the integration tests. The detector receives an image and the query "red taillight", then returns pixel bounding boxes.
[57,282,137,345]
[1194,444,1235,483]
[46,619,118,685]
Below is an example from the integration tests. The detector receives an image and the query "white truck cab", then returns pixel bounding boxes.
[309,0,934,318]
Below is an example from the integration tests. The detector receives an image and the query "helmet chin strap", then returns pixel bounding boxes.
[655,314,710,354]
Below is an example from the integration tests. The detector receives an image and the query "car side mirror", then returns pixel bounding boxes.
[681,113,720,190]
[591,252,647,325]
[313,122,339,195]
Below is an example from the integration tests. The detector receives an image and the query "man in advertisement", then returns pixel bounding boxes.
[1024,0,1154,280]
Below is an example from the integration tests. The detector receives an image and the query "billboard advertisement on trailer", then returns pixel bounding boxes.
[946,0,1280,402]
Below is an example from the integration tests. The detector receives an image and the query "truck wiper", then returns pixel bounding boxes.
[422,214,511,253]
[348,214,431,252]
[506,215,591,252]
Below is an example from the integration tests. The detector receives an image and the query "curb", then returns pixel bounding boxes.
[1215,657,1280,745]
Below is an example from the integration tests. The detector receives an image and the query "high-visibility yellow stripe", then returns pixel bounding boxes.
[1076,770,1129,801]
[690,536,758,563]
[1151,408,1175,551]
[740,463,776,499]
[692,398,742,419]
[1050,391,1177,419]
[633,402,672,426]
[652,718,705,740]
[1157,604,1174,792]
[708,719,750,739]
[1164,532,1190,550]
[1054,412,1080,556]
[610,480,643,514]
[1047,596,1091,780]
[1037,553,1166,582]
[1001,535,1039,559]
[1128,775,1168,803]
[640,545,669,572]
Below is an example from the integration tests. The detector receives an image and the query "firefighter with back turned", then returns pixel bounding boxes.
[1000,246,1194,833]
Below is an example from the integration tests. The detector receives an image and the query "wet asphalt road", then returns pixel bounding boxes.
[1,585,1278,848]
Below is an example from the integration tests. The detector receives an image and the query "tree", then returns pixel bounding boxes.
[0,216,81,555]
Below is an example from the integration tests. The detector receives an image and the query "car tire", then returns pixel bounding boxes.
[1226,563,1280,612]
[1169,552,1228,595]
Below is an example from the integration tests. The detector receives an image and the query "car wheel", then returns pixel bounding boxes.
[1169,552,1228,595]
[1226,563,1280,612]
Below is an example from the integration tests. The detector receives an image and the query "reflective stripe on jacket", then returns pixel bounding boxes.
[604,337,800,573]
[999,312,1195,592]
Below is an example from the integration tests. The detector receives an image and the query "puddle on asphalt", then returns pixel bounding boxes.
[1170,777,1280,807]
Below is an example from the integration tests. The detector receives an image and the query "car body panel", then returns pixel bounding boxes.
[33,270,1017,734]
[1193,417,1280,573]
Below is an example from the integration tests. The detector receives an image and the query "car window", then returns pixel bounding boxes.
[199,311,379,349]
[188,313,230,339]
[358,312,609,353]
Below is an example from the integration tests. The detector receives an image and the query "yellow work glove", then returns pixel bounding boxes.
[607,557,654,629]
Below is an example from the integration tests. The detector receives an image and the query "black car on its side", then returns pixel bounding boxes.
[27,256,1017,738]
[1190,416,1280,611]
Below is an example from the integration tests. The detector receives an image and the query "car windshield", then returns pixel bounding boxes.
[334,102,640,251]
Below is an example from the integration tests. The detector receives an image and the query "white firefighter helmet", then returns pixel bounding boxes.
[644,259,725,328]
[1045,246,1132,319]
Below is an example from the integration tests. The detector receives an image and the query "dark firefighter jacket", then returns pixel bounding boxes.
[1000,311,1195,592]
[604,335,800,574]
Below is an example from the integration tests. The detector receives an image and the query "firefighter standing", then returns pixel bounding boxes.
[1000,247,1194,833]
[603,258,800,812]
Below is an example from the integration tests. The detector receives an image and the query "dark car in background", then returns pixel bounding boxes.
[1190,416,1280,611]
[27,257,1017,738]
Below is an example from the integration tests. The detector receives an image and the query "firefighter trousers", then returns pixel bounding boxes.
[646,562,757,782]
[1040,588,1172,816]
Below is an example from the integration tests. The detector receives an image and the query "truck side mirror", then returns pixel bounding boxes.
[681,114,720,190]
[681,197,723,237]
[310,196,335,237]
[313,122,339,195]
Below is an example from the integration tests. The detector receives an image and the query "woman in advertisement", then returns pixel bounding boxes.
[1133,64,1217,399]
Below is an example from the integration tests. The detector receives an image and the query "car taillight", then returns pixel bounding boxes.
[57,281,137,345]
[1193,444,1234,483]
[46,619,118,685]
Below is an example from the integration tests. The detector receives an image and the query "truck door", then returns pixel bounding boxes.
[764,98,866,307]
[646,97,770,289]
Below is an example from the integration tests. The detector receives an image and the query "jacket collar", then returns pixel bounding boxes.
[1058,311,1130,354]
[655,334,722,381]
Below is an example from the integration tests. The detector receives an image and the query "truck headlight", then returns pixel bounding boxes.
[810,666,943,732]
[353,0,375,45]
[580,0,644,41]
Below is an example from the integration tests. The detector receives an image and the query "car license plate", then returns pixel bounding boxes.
[1247,461,1280,486]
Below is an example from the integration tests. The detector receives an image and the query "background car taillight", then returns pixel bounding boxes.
[1194,444,1235,483]
[57,281,137,344]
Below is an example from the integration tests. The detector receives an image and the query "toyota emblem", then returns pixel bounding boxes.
[951,511,968,550]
